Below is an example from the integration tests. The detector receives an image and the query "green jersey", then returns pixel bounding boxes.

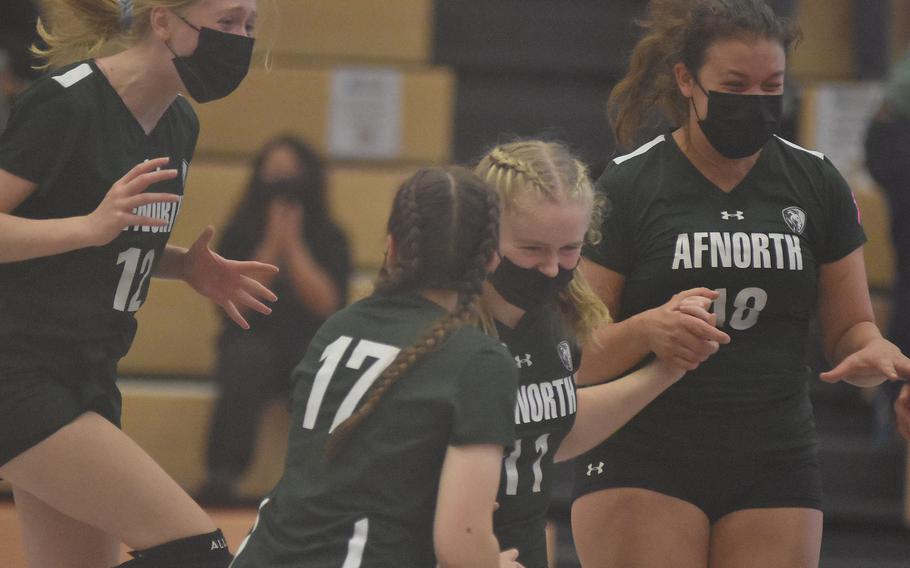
[231,293,518,568]
[584,132,866,452]
[493,307,578,568]
[0,60,197,356]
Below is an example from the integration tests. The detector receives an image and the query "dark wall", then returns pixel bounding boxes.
[435,0,802,171]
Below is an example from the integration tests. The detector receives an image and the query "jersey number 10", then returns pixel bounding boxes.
[711,287,768,331]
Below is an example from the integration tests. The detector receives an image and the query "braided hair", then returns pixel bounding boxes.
[476,140,610,341]
[325,166,500,459]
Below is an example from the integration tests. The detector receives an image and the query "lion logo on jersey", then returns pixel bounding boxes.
[557,341,573,372]
[782,206,807,235]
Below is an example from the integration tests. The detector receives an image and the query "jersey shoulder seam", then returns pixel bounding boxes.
[612,134,667,165]
[774,135,826,160]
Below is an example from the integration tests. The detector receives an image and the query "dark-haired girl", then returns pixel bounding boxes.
[230,167,521,568]
[200,135,350,504]
[571,1,910,566]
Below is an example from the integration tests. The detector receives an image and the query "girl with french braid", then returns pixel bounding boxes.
[475,140,720,567]
[231,166,524,568]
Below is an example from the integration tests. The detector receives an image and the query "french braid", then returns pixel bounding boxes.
[326,167,500,459]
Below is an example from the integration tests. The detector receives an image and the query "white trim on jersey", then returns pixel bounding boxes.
[613,134,667,164]
[341,518,369,568]
[52,63,93,88]
[775,135,826,160]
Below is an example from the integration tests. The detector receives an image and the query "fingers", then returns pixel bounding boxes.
[222,300,250,330]
[119,157,171,185]
[679,313,731,344]
[501,549,519,561]
[125,191,180,211]
[673,287,720,302]
[191,225,216,251]
[122,168,179,196]
[819,359,851,383]
[235,287,273,316]
[238,271,278,303]
[230,259,280,277]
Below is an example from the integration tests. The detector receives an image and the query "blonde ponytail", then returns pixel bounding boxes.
[34,0,196,69]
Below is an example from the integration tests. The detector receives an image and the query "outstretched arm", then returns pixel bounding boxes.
[154,226,278,329]
[817,249,910,387]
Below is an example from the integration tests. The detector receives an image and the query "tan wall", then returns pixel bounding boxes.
[254,0,434,65]
[192,66,454,164]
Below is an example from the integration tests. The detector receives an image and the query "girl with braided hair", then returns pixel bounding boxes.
[231,166,522,568]
[475,139,723,568]
[571,1,910,566]
[0,1,271,567]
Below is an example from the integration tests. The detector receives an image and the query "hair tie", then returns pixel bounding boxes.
[118,0,134,31]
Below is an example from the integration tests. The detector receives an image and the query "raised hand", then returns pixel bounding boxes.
[649,287,730,370]
[182,226,279,329]
[85,157,180,246]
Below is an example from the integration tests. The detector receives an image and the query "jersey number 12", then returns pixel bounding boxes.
[113,247,155,312]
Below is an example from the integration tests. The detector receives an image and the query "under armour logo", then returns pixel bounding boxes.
[515,354,533,368]
[721,210,744,220]
[586,462,604,476]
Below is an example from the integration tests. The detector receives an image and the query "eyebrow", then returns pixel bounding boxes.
[721,70,785,80]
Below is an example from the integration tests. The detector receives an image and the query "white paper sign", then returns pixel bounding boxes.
[810,81,884,180]
[328,67,402,160]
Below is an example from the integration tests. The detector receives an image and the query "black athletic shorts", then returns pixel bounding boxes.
[573,397,823,523]
[0,336,122,467]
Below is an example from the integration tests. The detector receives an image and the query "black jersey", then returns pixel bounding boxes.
[231,293,518,568]
[584,133,865,451]
[493,307,579,566]
[0,61,197,356]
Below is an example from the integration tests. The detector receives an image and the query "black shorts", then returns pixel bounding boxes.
[573,401,823,523]
[0,336,122,467]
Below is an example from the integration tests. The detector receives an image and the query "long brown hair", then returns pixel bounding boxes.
[325,166,500,459]
[609,0,801,150]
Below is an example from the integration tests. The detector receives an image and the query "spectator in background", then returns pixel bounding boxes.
[865,47,910,446]
[0,36,40,132]
[199,135,351,505]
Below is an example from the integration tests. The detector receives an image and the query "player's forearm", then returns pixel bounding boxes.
[827,320,881,366]
[435,535,500,568]
[0,212,96,262]
[556,361,681,461]
[153,244,189,279]
[577,312,653,385]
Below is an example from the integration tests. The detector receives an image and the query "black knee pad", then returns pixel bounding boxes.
[113,529,233,568]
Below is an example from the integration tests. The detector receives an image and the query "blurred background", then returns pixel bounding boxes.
[1,1,909,566]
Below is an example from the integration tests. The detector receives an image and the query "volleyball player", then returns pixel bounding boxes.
[475,140,726,567]
[571,2,910,566]
[230,167,522,568]
[0,1,273,567]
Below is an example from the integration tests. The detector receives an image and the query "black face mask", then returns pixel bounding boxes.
[488,255,574,311]
[168,15,254,103]
[693,82,783,159]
